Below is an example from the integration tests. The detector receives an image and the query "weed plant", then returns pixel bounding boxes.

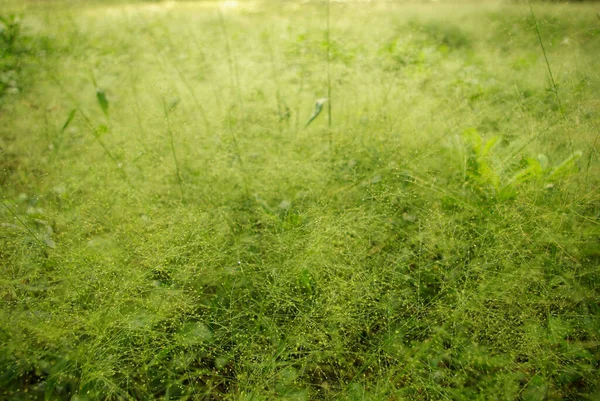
[0,1,599,400]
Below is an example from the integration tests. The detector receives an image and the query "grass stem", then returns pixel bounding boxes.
[163,99,184,201]
[218,6,244,114]
[527,0,561,112]
[0,200,47,249]
[43,68,134,189]
[325,0,334,163]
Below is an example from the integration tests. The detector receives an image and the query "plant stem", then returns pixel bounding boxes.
[527,1,578,159]
[326,0,332,130]
[266,34,286,133]
[527,0,561,112]
[44,69,134,189]
[163,99,184,201]
[218,6,244,114]
[226,113,250,197]
[1,200,47,249]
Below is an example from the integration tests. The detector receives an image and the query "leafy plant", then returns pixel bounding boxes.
[0,14,21,54]
[461,128,582,199]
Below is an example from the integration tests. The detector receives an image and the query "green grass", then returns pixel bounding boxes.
[1,0,599,399]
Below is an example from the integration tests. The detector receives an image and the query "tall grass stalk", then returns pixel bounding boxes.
[217,3,249,196]
[172,64,211,133]
[325,0,334,162]
[501,108,577,167]
[131,10,212,134]
[130,80,146,143]
[527,0,561,112]
[218,6,244,113]
[527,1,578,159]
[226,112,250,197]
[163,98,184,201]
[586,134,599,175]
[48,108,76,165]
[294,65,306,133]
[326,0,332,130]
[188,27,224,120]
[45,71,134,189]
[0,199,48,249]
[265,34,287,133]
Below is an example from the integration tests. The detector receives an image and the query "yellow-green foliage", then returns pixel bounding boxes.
[1,1,599,400]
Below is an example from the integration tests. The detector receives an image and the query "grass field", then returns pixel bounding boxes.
[1,0,599,399]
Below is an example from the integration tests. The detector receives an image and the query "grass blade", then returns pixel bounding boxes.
[60,108,76,134]
[96,89,109,117]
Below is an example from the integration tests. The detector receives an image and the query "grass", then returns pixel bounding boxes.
[1,0,599,399]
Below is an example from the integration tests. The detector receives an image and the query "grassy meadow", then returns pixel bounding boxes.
[1,0,599,399]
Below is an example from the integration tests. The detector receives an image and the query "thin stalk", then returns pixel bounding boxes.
[294,68,305,134]
[129,67,148,145]
[47,110,59,165]
[527,0,561,112]
[210,80,225,118]
[187,27,225,117]
[326,0,332,130]
[1,200,47,249]
[266,35,287,132]
[501,107,577,167]
[226,114,250,198]
[218,6,244,113]
[585,133,599,179]
[528,2,576,160]
[47,72,134,189]
[172,65,212,133]
[163,99,184,201]
[217,4,249,196]
[325,0,334,161]
[136,15,211,134]
[267,37,282,116]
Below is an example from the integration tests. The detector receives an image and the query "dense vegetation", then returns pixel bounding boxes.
[1,1,599,399]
